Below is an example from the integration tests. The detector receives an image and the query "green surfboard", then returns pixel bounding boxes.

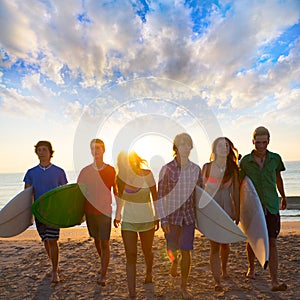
[31,183,85,228]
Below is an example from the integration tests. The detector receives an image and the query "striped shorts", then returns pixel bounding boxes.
[35,219,60,241]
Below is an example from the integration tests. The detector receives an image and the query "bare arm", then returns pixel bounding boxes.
[276,171,287,210]
[146,170,157,202]
[148,173,159,231]
[113,177,124,228]
[157,167,170,233]
[24,183,31,189]
[233,169,240,224]
[201,163,210,188]
[143,169,159,231]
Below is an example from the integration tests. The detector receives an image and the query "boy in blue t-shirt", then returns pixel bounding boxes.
[24,141,67,284]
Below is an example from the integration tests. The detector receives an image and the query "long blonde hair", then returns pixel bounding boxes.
[116,151,148,194]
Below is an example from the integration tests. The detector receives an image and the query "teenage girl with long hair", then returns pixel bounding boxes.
[114,151,159,299]
[202,137,240,291]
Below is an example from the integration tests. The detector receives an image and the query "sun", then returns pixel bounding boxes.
[129,133,173,178]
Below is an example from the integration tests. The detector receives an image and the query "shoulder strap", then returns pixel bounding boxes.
[205,162,212,178]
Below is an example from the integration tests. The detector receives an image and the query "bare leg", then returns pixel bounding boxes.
[139,228,155,283]
[269,238,287,291]
[44,240,51,260]
[246,242,255,279]
[47,240,60,283]
[180,250,193,299]
[169,250,179,277]
[94,238,102,274]
[94,238,102,273]
[122,230,138,297]
[220,243,230,279]
[210,240,222,290]
[95,239,110,285]
[269,238,278,286]
[94,238,102,258]
[44,241,53,277]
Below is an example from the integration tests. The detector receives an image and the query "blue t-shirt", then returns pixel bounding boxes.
[23,164,68,201]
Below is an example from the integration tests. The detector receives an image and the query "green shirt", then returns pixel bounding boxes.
[239,150,285,214]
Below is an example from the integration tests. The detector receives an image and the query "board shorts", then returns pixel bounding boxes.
[165,223,195,252]
[85,212,112,240]
[265,210,280,239]
[35,219,60,241]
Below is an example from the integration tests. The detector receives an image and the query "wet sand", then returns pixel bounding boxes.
[0,222,299,299]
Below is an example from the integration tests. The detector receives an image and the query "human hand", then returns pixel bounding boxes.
[154,220,159,231]
[235,214,240,225]
[162,225,170,234]
[280,197,287,210]
[113,218,121,228]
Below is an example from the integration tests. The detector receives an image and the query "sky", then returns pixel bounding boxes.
[0,0,299,176]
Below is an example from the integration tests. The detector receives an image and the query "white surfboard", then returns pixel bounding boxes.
[0,186,34,237]
[195,186,246,244]
[239,176,269,269]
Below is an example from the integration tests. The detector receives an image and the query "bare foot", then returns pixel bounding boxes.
[214,284,223,292]
[170,261,179,277]
[97,274,106,286]
[51,271,60,284]
[47,268,59,277]
[144,273,153,284]
[180,288,194,300]
[246,269,255,279]
[271,283,287,291]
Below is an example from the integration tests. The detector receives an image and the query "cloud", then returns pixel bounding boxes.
[0,0,299,128]
[0,87,45,117]
[64,100,86,121]
[21,73,56,98]
[0,0,39,60]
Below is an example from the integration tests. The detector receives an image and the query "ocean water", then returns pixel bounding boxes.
[0,161,300,223]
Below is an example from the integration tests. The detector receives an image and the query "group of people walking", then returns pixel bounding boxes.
[24,126,288,299]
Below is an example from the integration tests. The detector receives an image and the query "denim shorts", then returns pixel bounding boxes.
[165,223,195,251]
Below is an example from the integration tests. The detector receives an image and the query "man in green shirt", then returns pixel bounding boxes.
[240,126,287,292]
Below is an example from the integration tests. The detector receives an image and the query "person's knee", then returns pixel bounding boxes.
[126,250,137,264]
[101,240,110,250]
[210,243,220,255]
[181,250,191,259]
[141,244,153,256]
[48,239,58,247]
[221,244,230,253]
[269,238,277,248]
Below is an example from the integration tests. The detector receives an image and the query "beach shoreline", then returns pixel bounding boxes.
[1,221,299,242]
[1,222,299,299]
[286,196,300,209]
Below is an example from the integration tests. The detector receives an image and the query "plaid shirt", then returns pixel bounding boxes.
[156,159,203,227]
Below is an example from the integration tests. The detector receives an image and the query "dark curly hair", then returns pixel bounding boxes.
[34,141,54,158]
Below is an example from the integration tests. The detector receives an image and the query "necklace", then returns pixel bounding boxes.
[39,164,52,171]
[93,163,106,171]
[214,161,226,173]
[254,153,266,164]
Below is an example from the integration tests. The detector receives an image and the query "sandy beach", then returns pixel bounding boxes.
[0,222,299,299]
